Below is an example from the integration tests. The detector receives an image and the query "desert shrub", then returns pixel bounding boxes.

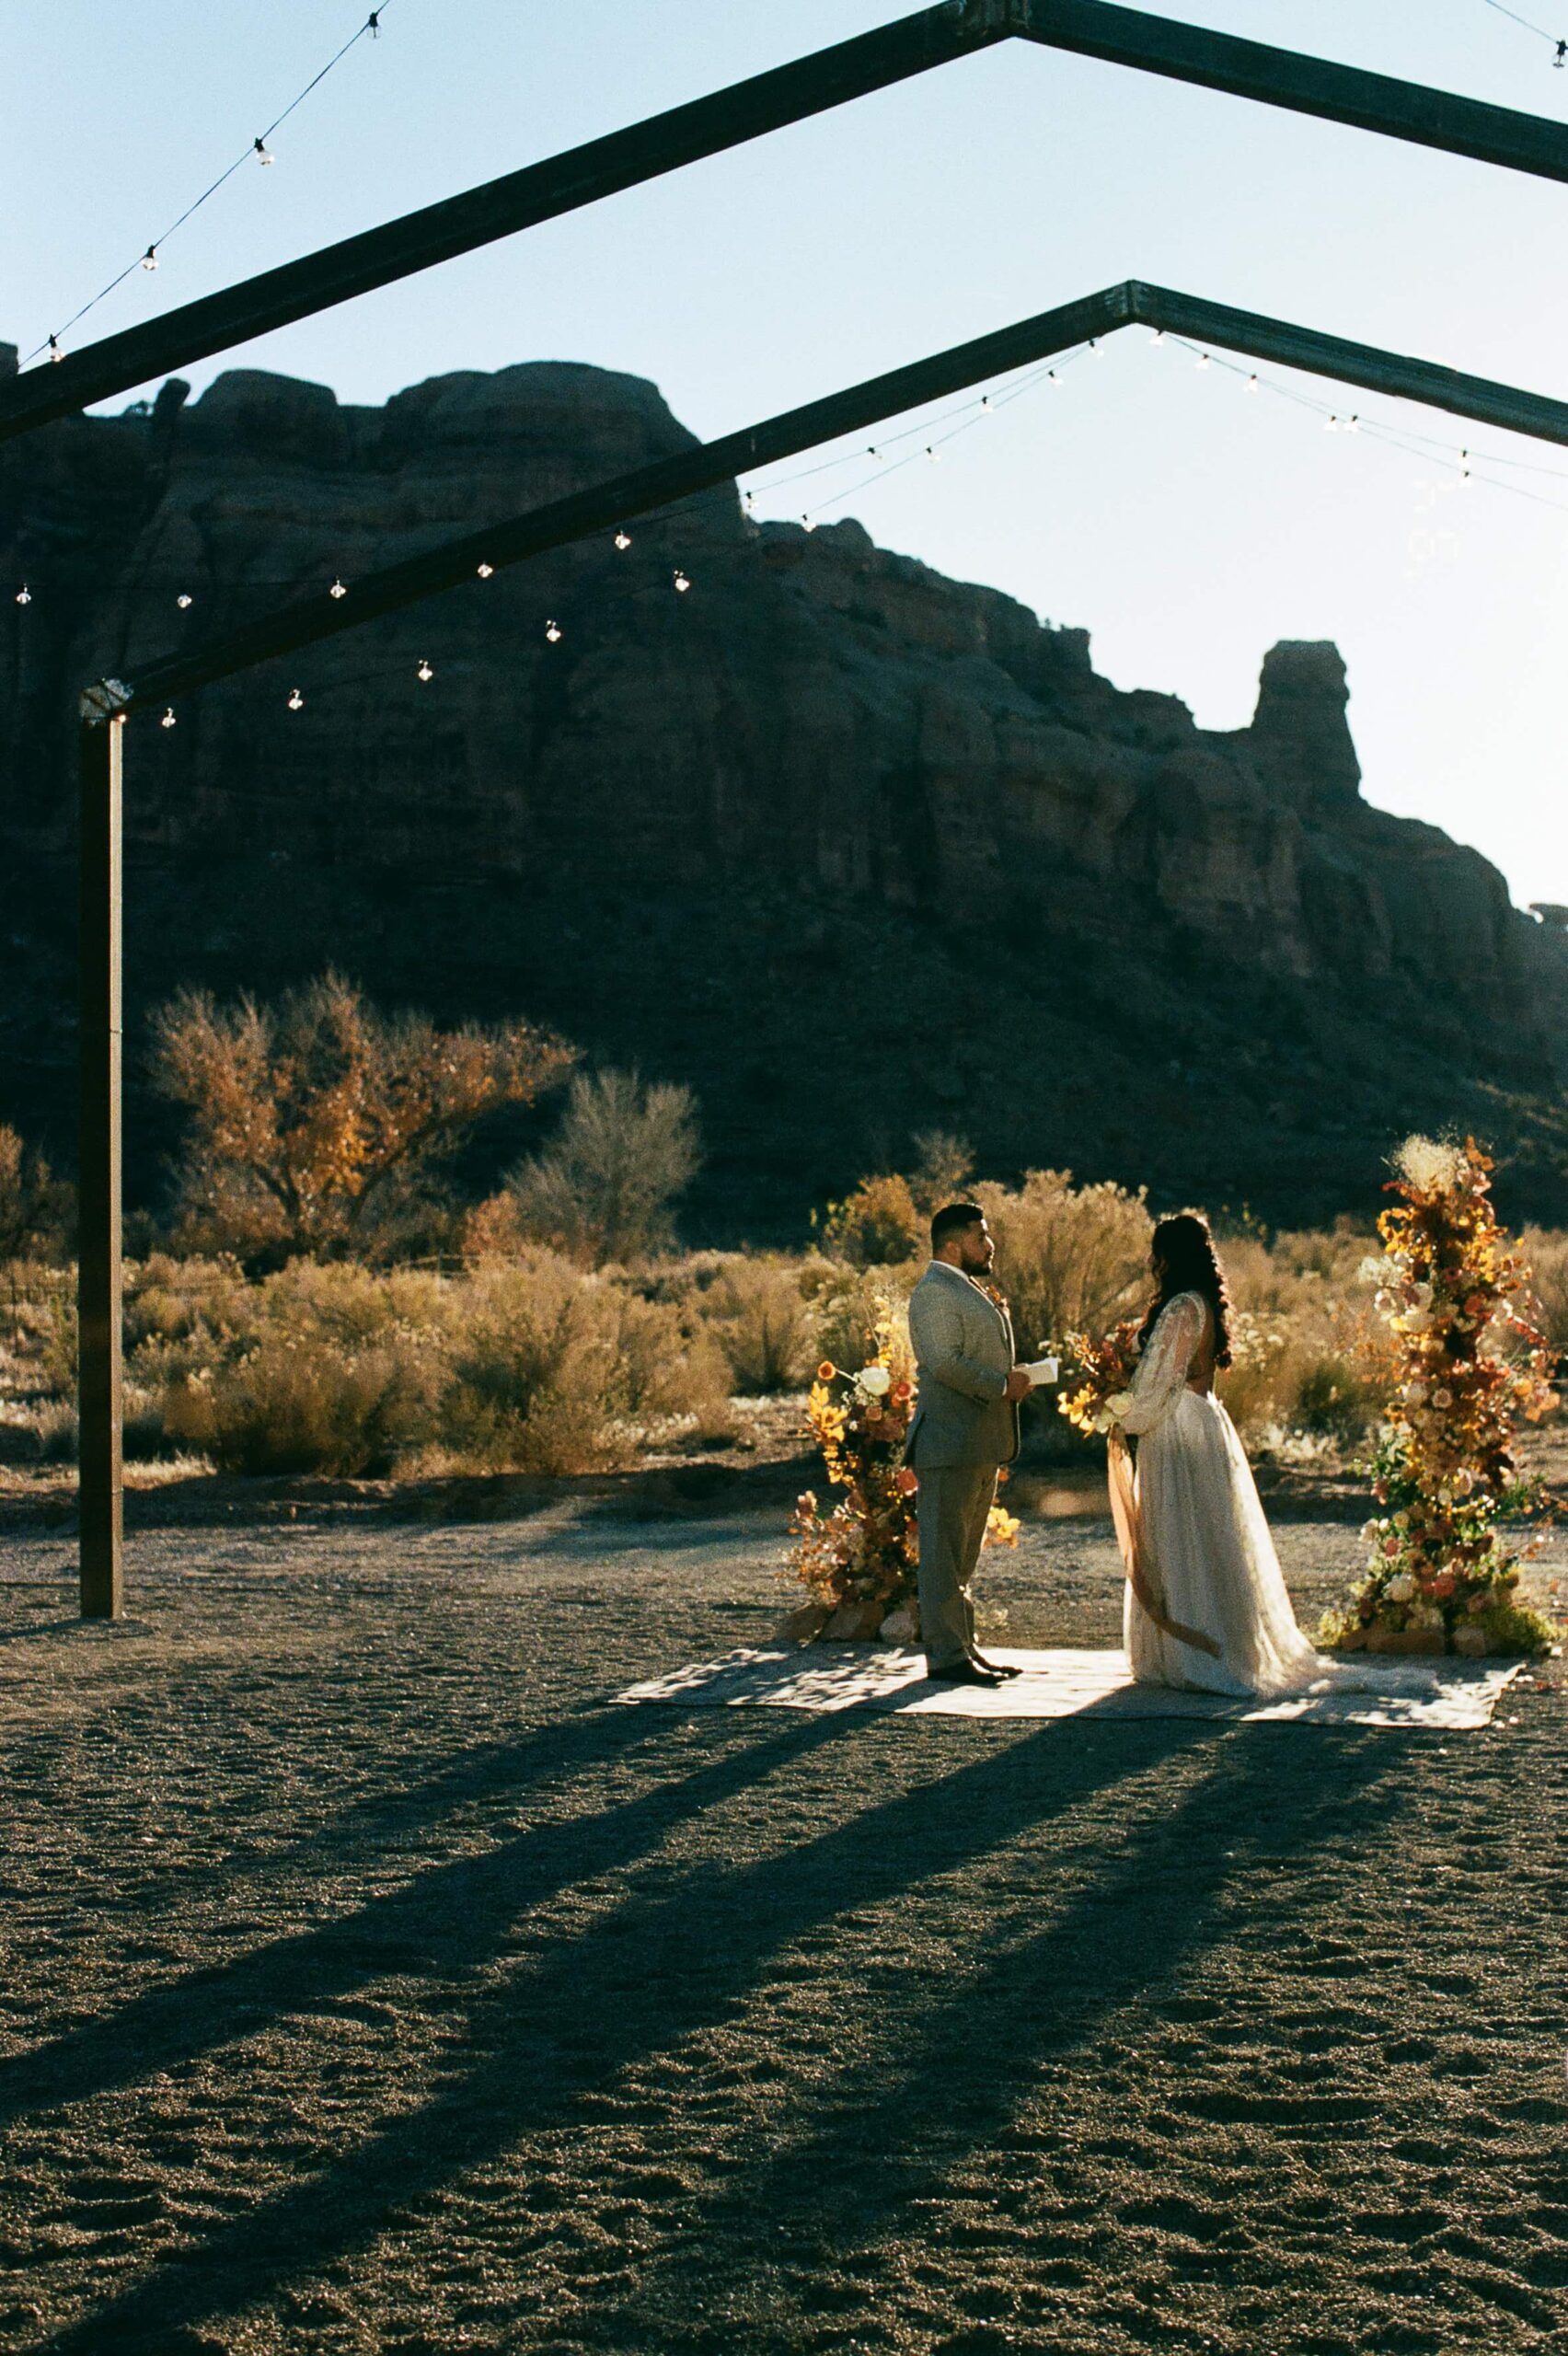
[802,1257,917,1375]
[1520,1227,1568,1361]
[975,1171,1152,1359]
[435,1251,723,1475]
[505,1069,701,1266]
[701,1257,815,1392]
[907,1130,975,1213]
[0,1125,73,1262]
[176,1329,442,1477]
[152,970,574,1266]
[818,1174,923,1267]
[1214,1231,1386,1449]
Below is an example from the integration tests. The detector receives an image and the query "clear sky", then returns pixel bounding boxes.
[8,1,1568,910]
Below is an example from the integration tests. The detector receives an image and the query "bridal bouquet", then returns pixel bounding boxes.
[1055,1319,1143,1438]
[789,1308,1018,1633]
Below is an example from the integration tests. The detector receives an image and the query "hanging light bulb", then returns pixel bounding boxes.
[14,585,30,606]
[368,7,381,30]
[1089,338,1103,358]
[613,530,631,549]
[286,687,304,711]
[160,707,176,728]
[176,592,192,608]
[867,444,882,457]
[673,570,691,594]
[545,618,562,641]
[1345,414,1361,433]
[924,445,940,462]
[48,336,63,364]
[475,561,494,579]
[1458,448,1472,484]
[417,658,433,682]
[254,136,274,164]
[1148,329,1165,345]
[1195,352,1210,370]
[980,393,993,410]
[329,578,348,599]
[1046,371,1060,387]
[1324,415,1339,433]
[1556,35,1566,64]
[142,246,158,271]
[1245,374,1261,395]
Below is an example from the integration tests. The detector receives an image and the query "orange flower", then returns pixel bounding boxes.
[817,1361,836,1381]
[895,1468,918,1494]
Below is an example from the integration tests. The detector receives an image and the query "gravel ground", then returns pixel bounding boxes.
[1,1489,1565,2356]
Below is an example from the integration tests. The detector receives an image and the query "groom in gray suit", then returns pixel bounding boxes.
[905,1202,1032,1687]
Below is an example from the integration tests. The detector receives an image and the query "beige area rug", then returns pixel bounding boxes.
[615,1646,1528,1729]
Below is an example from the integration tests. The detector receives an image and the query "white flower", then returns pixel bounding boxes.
[1360,1519,1381,1542]
[1395,1136,1466,1195]
[1413,1282,1435,1311]
[1360,1258,1387,1287]
[857,1364,892,1397]
[1401,1382,1428,1408]
[1385,1573,1416,1602]
[1393,1511,1411,1531]
[1401,1309,1431,1334]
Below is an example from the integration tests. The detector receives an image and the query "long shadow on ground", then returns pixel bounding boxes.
[35,1714,1397,2352]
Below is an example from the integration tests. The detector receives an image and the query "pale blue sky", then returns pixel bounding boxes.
[8,1,1568,907]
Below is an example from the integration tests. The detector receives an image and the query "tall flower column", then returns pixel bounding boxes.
[1331,1137,1559,1657]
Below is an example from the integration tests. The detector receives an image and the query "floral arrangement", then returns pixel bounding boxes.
[1055,1319,1142,1438]
[789,1302,1019,1632]
[1325,1136,1561,1657]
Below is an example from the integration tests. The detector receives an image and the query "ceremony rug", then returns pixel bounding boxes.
[615,1646,1528,1729]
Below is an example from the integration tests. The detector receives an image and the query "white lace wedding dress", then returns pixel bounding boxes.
[1112,1289,1433,1699]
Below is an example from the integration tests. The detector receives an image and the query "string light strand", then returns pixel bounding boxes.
[21,5,397,366]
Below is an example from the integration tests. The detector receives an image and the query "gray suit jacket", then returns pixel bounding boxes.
[905,1260,1020,1470]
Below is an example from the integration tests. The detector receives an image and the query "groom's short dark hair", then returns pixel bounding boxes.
[930,1201,985,1252]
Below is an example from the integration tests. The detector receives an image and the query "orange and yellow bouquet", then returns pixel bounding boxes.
[1328,1136,1561,1657]
[1055,1319,1143,1438]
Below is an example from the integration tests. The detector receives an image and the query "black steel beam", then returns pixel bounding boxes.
[1027,0,1568,180]
[1131,282,1568,445]
[0,1,1020,442]
[120,283,1131,708]
[114,277,1568,713]
[77,712,124,1621]
[8,0,1568,447]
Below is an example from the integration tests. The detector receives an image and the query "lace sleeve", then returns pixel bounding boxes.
[1113,1293,1205,1435]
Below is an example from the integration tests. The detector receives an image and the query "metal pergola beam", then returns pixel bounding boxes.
[108,278,1568,713]
[8,0,1568,445]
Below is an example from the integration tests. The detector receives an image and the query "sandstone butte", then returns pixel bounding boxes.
[3,350,1566,1233]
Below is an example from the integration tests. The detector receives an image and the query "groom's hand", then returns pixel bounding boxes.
[1004,1367,1032,1403]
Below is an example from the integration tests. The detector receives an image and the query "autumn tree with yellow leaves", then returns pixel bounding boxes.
[151,971,575,1266]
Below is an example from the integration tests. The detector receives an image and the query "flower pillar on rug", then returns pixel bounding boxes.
[787,1300,1018,1642]
[1329,1137,1560,1657]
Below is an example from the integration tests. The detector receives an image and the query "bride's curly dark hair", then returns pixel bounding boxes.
[1137,1211,1233,1369]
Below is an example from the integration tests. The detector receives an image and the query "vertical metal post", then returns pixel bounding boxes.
[78,707,123,1619]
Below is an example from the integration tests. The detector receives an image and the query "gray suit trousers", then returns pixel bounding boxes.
[917,1462,998,1671]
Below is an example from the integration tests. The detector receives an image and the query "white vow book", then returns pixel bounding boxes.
[1023,1357,1059,1387]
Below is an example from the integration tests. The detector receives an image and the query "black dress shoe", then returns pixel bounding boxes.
[925,1660,1005,1687]
[974,1654,1021,1679]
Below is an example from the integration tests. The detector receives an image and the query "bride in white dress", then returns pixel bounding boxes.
[1107,1212,1351,1698]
